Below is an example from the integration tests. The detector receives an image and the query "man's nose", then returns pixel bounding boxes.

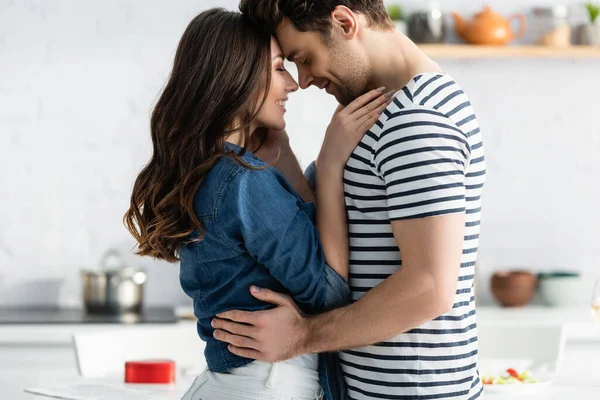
[298,70,313,90]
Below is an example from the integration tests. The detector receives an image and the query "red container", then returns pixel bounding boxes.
[124,360,176,384]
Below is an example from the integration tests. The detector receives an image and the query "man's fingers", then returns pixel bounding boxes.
[212,318,256,337]
[334,104,345,114]
[216,309,259,325]
[212,329,257,349]
[249,286,294,307]
[342,87,386,115]
[227,345,264,361]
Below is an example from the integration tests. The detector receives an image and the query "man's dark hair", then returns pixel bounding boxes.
[239,0,394,36]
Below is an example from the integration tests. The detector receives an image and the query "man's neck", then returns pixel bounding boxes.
[365,31,442,92]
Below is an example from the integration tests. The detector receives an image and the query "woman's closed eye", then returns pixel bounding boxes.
[275,62,287,72]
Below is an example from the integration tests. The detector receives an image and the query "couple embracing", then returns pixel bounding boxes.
[125,1,485,399]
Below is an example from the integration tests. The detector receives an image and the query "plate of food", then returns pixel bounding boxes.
[481,368,553,394]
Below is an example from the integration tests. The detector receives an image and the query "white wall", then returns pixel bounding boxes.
[1,0,599,307]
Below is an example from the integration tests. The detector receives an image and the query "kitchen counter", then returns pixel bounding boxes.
[0,307,195,345]
[0,307,179,325]
[477,306,600,342]
[0,305,597,345]
[0,306,598,399]
[0,321,197,345]
[1,341,598,399]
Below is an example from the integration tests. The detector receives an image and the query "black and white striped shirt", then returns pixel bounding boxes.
[340,73,485,400]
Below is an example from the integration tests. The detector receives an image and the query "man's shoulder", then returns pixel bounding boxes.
[402,72,467,109]
[381,72,475,128]
[370,72,478,145]
[376,104,465,142]
[368,101,473,166]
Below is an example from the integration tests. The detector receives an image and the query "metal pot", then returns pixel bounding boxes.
[82,249,147,315]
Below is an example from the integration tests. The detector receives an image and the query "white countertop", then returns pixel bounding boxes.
[477,306,600,342]
[0,320,197,345]
[0,306,599,399]
[1,306,597,345]
[1,341,598,400]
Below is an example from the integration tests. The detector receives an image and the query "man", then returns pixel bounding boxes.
[212,1,486,399]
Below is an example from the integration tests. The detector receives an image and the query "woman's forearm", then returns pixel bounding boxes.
[315,165,349,279]
[274,144,315,203]
[253,130,315,203]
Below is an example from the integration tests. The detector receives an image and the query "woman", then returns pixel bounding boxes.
[124,8,391,400]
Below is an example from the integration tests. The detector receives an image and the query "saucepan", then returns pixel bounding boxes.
[82,249,147,315]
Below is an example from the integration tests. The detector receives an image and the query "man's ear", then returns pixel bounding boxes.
[330,6,359,40]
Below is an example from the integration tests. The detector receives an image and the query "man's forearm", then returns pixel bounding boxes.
[301,265,451,353]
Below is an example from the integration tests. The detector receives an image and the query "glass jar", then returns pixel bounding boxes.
[533,6,571,47]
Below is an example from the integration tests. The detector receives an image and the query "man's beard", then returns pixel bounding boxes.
[337,81,370,106]
[330,50,372,107]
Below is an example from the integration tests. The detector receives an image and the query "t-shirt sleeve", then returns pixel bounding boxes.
[372,107,471,221]
[303,161,317,193]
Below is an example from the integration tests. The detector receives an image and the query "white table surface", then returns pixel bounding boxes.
[22,375,196,400]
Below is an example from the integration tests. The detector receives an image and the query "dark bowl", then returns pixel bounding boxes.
[491,270,537,307]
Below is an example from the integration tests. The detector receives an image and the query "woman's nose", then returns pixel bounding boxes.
[286,76,299,93]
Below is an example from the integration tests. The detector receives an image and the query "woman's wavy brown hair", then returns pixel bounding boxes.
[124,8,272,262]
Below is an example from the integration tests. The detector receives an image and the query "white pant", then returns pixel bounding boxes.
[181,360,324,400]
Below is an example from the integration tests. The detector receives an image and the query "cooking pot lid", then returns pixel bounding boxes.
[82,266,143,276]
[82,249,146,277]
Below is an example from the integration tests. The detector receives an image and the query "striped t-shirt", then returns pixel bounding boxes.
[340,73,485,400]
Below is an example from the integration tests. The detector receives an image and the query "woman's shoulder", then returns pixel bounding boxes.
[202,145,265,185]
[194,147,289,216]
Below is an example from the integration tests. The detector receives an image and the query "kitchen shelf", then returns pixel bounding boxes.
[420,44,600,58]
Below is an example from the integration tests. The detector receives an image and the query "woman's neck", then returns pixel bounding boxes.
[225,132,243,146]
[225,121,257,147]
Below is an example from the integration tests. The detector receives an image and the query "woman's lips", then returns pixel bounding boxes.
[276,99,287,111]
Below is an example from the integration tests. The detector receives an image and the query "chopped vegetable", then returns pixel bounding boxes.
[506,368,521,380]
[482,368,538,385]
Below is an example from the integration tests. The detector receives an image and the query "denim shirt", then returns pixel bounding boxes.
[179,143,349,399]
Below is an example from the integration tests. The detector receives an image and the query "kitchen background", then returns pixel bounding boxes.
[0,0,599,309]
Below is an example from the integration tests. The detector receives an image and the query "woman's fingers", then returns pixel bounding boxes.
[341,87,386,115]
[351,90,395,120]
[356,101,391,132]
